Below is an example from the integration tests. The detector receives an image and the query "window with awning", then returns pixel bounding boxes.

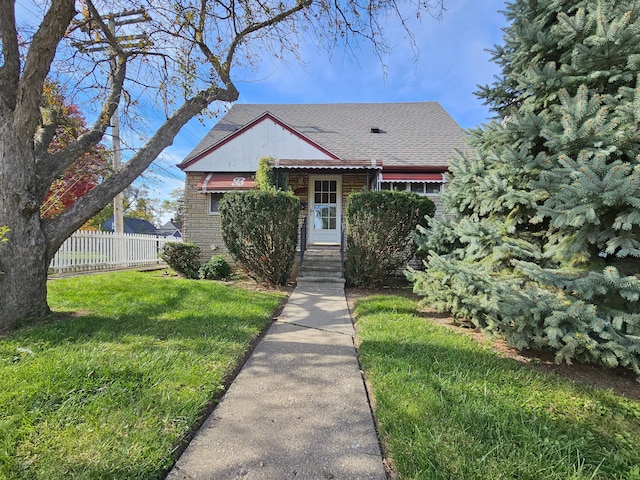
[379,172,446,196]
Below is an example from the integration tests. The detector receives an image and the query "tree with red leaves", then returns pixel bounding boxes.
[40,83,111,219]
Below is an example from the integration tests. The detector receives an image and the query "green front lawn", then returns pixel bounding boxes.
[0,271,285,480]
[354,294,640,480]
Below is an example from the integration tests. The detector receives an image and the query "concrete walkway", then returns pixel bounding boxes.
[166,284,386,480]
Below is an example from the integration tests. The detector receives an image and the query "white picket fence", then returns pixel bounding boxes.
[50,230,181,275]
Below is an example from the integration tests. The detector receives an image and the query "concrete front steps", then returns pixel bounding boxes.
[296,246,345,287]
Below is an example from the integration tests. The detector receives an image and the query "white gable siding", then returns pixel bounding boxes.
[183,118,334,172]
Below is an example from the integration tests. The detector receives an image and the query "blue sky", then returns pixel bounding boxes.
[156,0,508,210]
[237,0,506,129]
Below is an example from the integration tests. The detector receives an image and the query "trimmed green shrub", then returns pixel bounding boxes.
[199,255,233,280]
[160,242,201,279]
[220,190,299,285]
[346,190,434,287]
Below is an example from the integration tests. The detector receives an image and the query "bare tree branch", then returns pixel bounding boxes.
[0,0,20,112]
[44,83,239,250]
[15,0,75,143]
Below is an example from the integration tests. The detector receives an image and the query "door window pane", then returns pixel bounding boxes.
[313,205,337,230]
[314,179,338,205]
[313,206,323,229]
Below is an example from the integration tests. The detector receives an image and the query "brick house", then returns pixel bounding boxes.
[178,102,467,266]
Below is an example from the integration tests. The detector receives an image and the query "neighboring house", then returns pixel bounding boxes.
[102,216,158,235]
[179,102,467,261]
[156,219,183,239]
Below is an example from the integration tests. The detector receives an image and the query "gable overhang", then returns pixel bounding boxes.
[179,112,340,171]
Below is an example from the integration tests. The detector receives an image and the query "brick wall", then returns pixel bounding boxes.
[182,172,228,263]
[341,173,368,205]
[431,196,444,219]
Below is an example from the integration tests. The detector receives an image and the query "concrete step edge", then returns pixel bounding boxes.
[296,276,346,285]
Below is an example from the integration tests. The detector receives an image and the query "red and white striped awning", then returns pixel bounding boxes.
[197,173,256,193]
[380,173,445,183]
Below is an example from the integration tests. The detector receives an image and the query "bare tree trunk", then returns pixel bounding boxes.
[0,231,51,330]
[0,117,51,331]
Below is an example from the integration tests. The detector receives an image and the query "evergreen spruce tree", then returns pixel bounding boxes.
[410,0,640,373]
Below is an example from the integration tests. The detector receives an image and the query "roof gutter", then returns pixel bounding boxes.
[381,165,449,173]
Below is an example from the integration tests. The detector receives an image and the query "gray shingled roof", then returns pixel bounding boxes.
[181,102,468,169]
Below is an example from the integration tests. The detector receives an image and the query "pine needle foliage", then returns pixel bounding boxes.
[411,0,640,374]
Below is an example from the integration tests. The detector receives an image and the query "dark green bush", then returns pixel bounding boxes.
[346,190,434,287]
[199,255,233,280]
[220,190,299,285]
[160,242,201,279]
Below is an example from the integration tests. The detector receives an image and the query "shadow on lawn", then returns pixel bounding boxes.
[359,334,640,479]
[15,281,280,343]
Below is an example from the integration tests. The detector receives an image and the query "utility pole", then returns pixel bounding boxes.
[107,10,150,235]
[109,15,124,236]
[74,8,151,236]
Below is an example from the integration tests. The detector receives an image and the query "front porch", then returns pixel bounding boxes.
[276,162,379,249]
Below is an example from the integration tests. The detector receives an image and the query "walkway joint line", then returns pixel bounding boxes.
[277,319,355,337]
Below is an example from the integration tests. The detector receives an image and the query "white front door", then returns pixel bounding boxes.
[309,175,341,245]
